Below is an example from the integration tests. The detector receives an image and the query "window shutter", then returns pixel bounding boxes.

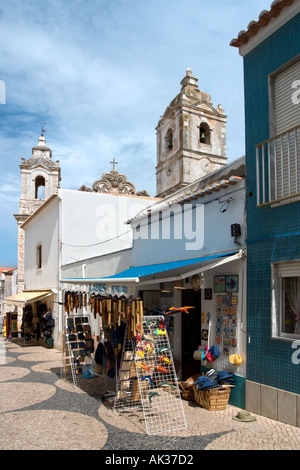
[277,262,300,278]
[274,60,300,135]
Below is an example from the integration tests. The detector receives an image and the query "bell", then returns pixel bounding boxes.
[200,131,206,141]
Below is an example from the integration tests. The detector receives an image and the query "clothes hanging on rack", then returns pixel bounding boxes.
[92,322,126,378]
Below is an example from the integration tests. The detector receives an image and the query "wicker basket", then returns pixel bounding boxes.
[193,386,231,411]
[179,374,201,401]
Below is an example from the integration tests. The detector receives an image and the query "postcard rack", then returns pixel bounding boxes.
[63,313,94,389]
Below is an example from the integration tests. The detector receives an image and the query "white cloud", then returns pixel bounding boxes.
[0,0,273,265]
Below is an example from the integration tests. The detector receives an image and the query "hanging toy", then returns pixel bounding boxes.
[158,354,172,366]
[153,328,167,336]
[136,332,142,343]
[143,342,154,354]
[155,364,168,374]
[136,350,145,359]
[165,306,195,315]
[142,375,154,387]
[145,320,157,330]
[157,346,173,354]
[143,334,155,343]
[149,392,159,403]
[136,361,151,372]
[158,381,176,390]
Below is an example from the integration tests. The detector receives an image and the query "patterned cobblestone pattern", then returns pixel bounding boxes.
[0,338,300,451]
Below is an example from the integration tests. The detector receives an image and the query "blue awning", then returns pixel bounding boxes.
[103,251,238,280]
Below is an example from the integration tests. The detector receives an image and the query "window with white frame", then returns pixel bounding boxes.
[272,261,300,340]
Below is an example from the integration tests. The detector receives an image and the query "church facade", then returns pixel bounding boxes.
[13,133,61,295]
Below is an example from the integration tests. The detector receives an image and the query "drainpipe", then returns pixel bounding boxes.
[58,196,63,348]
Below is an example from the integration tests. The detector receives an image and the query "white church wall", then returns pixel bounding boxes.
[23,196,59,290]
[59,189,152,266]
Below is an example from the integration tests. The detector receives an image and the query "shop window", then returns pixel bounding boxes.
[35,175,45,199]
[199,122,210,145]
[36,244,42,270]
[271,262,300,340]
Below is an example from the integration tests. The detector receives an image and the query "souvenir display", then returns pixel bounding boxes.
[63,315,96,386]
[214,290,239,354]
[114,315,186,436]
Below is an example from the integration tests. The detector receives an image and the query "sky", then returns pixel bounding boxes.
[0,0,273,267]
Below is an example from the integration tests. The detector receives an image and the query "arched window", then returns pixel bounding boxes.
[35,176,45,199]
[166,129,173,151]
[199,123,210,145]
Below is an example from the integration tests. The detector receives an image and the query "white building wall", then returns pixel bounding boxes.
[59,189,153,268]
[24,197,59,291]
[131,182,245,267]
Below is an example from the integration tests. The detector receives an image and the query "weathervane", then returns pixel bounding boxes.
[110,157,118,171]
[41,121,46,136]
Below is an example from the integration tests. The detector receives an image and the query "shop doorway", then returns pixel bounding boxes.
[181,289,201,380]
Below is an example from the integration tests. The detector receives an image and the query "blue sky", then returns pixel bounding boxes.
[0,0,273,266]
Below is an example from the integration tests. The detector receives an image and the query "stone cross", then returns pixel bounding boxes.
[110,157,118,171]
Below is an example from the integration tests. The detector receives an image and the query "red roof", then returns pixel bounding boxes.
[230,0,296,48]
[0,267,16,275]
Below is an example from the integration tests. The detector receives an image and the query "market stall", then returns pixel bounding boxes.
[61,288,187,435]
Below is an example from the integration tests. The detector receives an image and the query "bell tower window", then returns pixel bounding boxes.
[199,123,210,145]
[35,176,45,199]
[166,129,173,151]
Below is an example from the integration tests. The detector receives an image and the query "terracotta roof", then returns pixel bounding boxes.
[0,267,16,275]
[230,0,295,48]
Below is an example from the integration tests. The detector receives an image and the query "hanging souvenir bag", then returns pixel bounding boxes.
[193,344,207,361]
[204,345,220,363]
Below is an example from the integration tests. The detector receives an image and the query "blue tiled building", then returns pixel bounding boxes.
[231,0,300,426]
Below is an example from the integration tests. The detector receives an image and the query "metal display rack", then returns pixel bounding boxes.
[62,313,94,389]
[114,315,187,435]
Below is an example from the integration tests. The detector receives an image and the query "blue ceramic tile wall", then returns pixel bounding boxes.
[244,14,300,394]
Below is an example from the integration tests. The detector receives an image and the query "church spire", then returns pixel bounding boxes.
[31,132,52,160]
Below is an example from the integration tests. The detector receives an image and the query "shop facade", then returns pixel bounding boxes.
[13,187,154,348]
[89,163,248,408]
[231,0,300,426]
[4,290,57,346]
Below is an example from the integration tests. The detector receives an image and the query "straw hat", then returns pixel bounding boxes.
[232,410,256,422]
[229,353,243,365]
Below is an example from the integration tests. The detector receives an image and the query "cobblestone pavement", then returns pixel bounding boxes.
[0,337,300,453]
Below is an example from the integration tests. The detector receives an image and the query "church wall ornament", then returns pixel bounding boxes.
[78,168,150,197]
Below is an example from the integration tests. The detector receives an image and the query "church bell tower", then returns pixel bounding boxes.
[156,68,227,197]
[14,132,61,294]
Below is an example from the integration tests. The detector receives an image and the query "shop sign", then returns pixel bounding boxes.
[61,282,136,298]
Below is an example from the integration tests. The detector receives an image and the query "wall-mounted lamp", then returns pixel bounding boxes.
[231,223,242,246]
[231,223,241,237]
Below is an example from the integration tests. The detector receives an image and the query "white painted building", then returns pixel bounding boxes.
[100,158,247,406]
[9,187,155,346]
